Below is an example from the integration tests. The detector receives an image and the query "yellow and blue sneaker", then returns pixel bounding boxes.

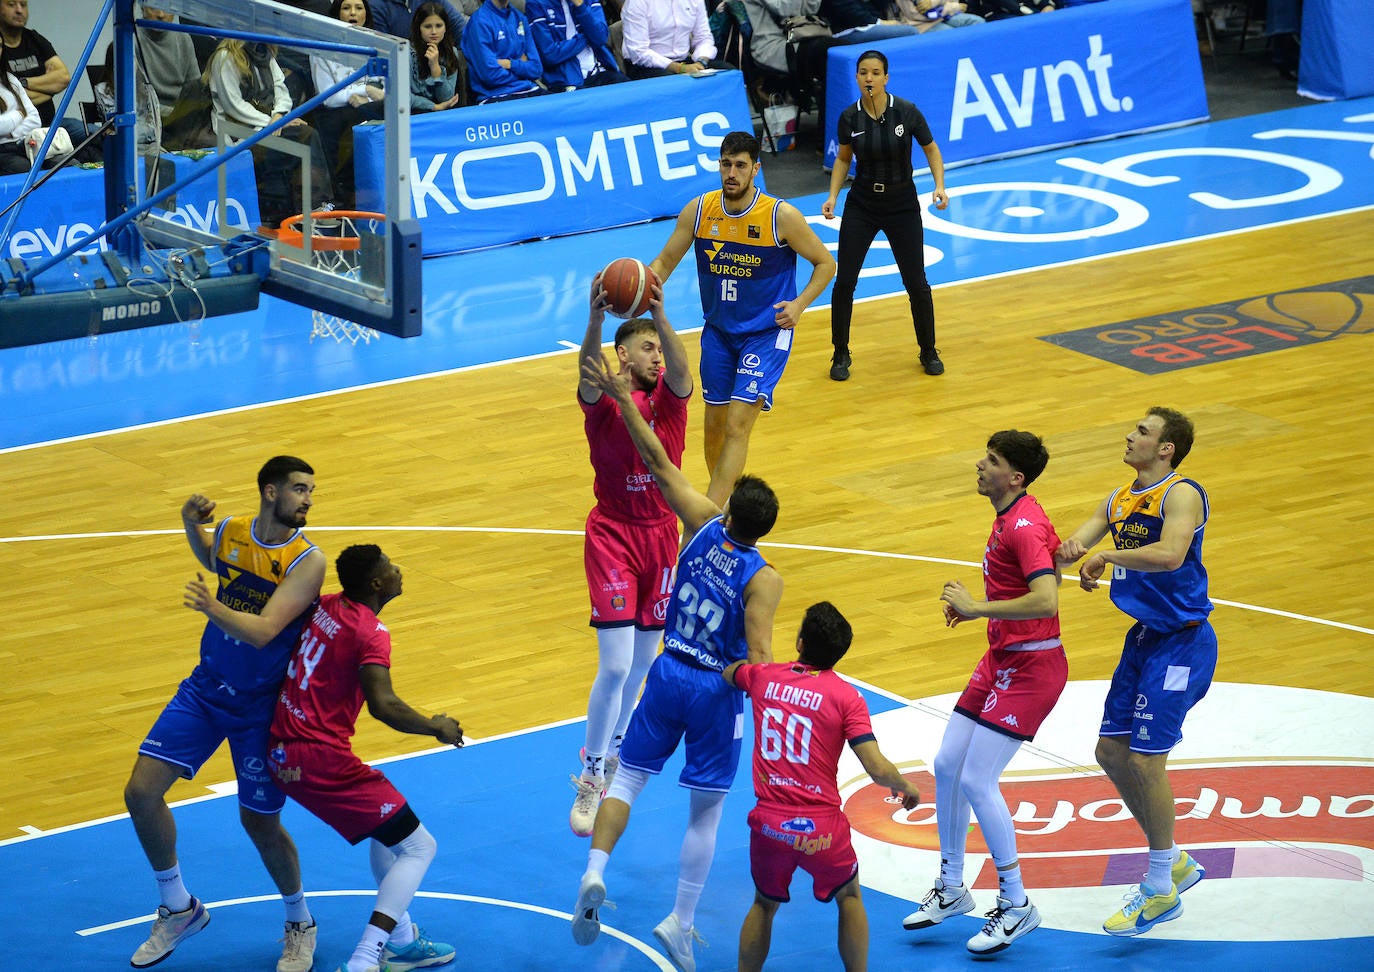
[1103,884,1182,937]
[1174,850,1206,894]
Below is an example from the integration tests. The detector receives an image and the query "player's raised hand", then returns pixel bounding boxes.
[182,494,216,525]
[581,351,630,402]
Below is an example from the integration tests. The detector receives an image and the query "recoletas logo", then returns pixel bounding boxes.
[840,681,1374,942]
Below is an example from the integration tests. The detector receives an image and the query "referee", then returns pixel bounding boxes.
[822,49,948,382]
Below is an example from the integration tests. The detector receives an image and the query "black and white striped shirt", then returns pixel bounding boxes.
[837,94,933,189]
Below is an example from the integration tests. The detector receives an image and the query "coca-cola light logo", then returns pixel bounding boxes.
[839,681,1373,941]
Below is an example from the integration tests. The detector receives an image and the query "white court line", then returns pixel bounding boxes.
[5,201,1371,460]
[76,890,676,969]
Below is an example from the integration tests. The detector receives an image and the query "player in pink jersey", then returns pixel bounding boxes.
[571,277,693,837]
[903,430,1066,955]
[268,544,464,972]
[726,602,920,972]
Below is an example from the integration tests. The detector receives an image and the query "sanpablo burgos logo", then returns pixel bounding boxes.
[840,681,1374,942]
[409,112,732,216]
[951,34,1127,141]
[5,196,252,260]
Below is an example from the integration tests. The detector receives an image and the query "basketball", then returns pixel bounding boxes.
[599,258,658,319]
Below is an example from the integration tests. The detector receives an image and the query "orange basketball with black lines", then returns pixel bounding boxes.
[600,258,658,320]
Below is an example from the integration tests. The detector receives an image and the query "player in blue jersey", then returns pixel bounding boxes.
[1055,407,1216,939]
[649,130,835,509]
[123,456,327,971]
[572,348,784,972]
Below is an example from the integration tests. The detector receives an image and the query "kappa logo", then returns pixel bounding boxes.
[1014,517,1033,529]
[841,681,1374,944]
[380,802,396,816]
[1001,713,1020,728]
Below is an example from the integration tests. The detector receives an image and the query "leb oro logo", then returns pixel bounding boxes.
[841,682,1374,942]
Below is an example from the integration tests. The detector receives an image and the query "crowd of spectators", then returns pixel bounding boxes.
[4,0,1197,216]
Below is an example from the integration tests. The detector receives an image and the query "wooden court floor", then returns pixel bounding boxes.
[2,211,1371,837]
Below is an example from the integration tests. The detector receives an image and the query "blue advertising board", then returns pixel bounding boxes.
[823,0,1207,171]
[0,151,261,263]
[355,72,756,256]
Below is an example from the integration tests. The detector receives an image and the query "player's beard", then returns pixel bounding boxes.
[274,501,308,529]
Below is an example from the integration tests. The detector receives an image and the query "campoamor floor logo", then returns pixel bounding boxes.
[840,682,1374,941]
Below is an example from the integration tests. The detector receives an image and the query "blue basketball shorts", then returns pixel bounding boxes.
[699,324,793,411]
[617,652,745,792]
[1101,620,1218,754]
[139,669,287,814]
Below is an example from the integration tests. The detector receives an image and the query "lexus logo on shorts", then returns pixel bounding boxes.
[1135,694,1149,710]
[243,756,265,773]
[742,354,762,369]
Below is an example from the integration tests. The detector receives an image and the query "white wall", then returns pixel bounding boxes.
[37,0,112,100]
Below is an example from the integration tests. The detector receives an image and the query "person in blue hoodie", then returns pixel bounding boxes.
[460,0,545,103]
[526,0,628,92]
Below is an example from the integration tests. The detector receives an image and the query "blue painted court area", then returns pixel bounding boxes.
[3,97,1372,452]
[5,681,1369,971]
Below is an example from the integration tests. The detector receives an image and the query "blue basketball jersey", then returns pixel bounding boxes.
[198,515,318,693]
[692,189,798,337]
[1106,473,1213,631]
[663,516,769,671]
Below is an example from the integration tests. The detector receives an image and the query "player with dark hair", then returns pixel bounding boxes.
[649,129,835,508]
[570,278,692,837]
[822,49,948,382]
[125,456,324,971]
[1055,407,1214,937]
[903,430,1066,955]
[572,347,784,972]
[726,602,922,972]
[268,543,463,972]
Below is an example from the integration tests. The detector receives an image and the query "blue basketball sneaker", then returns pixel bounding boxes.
[382,925,455,970]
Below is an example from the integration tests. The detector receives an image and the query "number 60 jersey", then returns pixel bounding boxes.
[692,187,798,337]
[662,516,770,672]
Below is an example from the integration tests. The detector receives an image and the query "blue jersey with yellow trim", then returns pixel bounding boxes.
[198,515,318,693]
[693,188,797,337]
[1106,473,1212,631]
[663,516,768,672]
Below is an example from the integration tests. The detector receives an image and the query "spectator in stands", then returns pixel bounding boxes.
[891,0,984,29]
[137,8,202,119]
[461,0,544,104]
[619,0,735,79]
[312,0,386,206]
[410,1,463,109]
[94,42,162,158]
[0,0,69,127]
[741,0,836,123]
[204,39,333,226]
[819,0,919,42]
[527,0,628,92]
[372,0,468,41]
[0,65,37,175]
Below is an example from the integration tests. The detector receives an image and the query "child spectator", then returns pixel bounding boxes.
[409,1,463,110]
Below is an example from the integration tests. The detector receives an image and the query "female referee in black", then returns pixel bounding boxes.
[821,49,948,381]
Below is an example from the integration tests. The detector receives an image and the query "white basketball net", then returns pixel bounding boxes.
[294,213,383,345]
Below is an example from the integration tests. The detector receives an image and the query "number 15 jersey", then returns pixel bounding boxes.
[693,188,798,337]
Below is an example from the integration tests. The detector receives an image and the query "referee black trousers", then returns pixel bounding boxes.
[829,184,937,356]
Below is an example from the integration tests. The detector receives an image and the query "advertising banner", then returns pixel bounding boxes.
[823,0,1207,171]
[356,72,755,256]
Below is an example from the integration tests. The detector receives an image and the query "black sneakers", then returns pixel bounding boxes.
[920,349,945,376]
[829,349,852,381]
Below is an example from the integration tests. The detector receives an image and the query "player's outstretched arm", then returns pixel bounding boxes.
[183,548,326,648]
[851,738,921,809]
[361,664,464,746]
[741,566,783,666]
[648,201,697,284]
[181,494,216,570]
[1088,481,1204,575]
[578,276,613,404]
[581,351,719,529]
[649,282,693,398]
[1056,496,1111,566]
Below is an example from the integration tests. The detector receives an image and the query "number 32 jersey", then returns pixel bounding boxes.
[663,516,769,672]
[692,188,798,337]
